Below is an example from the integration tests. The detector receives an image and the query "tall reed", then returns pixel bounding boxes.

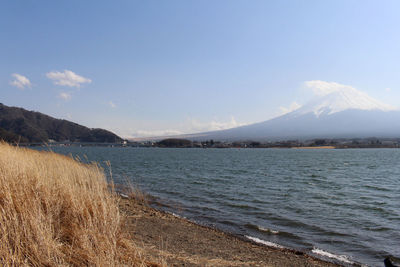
[0,142,147,266]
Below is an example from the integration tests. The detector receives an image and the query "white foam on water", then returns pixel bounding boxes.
[312,247,354,264]
[245,235,284,248]
[257,226,279,234]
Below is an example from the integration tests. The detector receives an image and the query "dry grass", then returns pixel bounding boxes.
[114,179,149,206]
[0,142,152,266]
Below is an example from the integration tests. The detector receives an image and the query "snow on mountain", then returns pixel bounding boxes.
[290,83,396,118]
[183,83,400,141]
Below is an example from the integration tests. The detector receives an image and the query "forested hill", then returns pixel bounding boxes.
[0,103,123,143]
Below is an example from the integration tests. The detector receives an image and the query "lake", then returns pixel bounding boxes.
[38,147,400,267]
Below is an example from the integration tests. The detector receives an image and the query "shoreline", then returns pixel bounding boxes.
[291,146,336,149]
[119,197,352,267]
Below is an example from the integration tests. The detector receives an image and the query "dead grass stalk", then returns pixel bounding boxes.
[0,142,150,266]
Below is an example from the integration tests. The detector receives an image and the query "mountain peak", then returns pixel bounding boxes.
[291,85,396,118]
[174,81,400,141]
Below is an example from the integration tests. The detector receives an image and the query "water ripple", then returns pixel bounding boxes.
[40,146,400,267]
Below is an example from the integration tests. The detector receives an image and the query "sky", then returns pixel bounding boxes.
[1,0,400,138]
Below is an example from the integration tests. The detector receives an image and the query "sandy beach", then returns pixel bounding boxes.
[120,198,343,267]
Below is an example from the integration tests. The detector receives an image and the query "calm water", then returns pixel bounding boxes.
[40,147,400,266]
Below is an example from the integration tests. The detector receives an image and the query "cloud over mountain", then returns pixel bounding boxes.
[279,102,302,115]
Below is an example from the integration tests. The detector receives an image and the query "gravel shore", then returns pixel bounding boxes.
[119,198,343,267]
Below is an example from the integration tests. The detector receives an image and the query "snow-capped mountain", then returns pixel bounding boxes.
[185,87,400,141]
[290,86,395,118]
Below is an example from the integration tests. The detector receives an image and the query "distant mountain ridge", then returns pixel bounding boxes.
[0,103,122,143]
[177,88,400,141]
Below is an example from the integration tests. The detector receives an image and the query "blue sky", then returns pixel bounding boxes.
[1,0,400,138]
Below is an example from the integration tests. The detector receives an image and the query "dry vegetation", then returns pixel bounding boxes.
[0,142,152,266]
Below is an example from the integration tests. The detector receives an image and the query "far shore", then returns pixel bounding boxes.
[291,146,336,149]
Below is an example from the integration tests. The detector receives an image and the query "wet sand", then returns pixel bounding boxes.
[119,198,343,267]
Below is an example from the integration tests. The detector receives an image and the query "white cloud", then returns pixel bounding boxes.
[46,70,91,88]
[109,101,116,108]
[279,101,302,115]
[186,117,247,132]
[304,80,356,96]
[385,87,391,92]
[10,73,31,89]
[129,129,184,138]
[125,116,248,138]
[58,92,71,101]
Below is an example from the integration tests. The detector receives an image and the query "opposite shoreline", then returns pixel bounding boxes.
[119,197,351,267]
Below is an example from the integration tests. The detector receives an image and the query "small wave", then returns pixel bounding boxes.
[312,247,354,264]
[363,226,391,232]
[245,223,303,240]
[245,223,278,234]
[257,225,279,234]
[364,184,391,192]
[227,203,257,210]
[218,220,238,227]
[245,235,284,248]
